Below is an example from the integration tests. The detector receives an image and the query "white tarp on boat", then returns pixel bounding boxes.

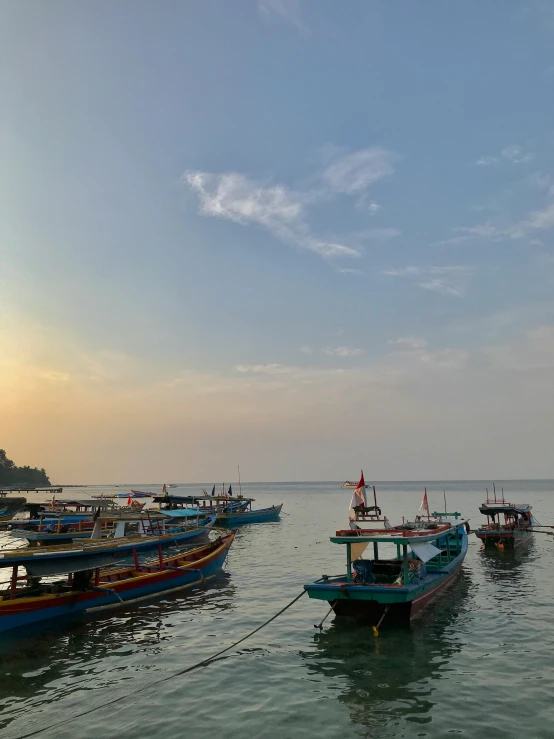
[410,541,442,563]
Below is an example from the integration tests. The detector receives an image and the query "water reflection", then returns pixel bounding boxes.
[0,575,236,730]
[302,573,471,736]
[478,539,537,585]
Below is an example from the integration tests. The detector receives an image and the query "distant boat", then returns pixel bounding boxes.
[216,503,283,526]
[342,481,369,488]
[475,485,534,549]
[168,484,177,488]
[130,490,152,498]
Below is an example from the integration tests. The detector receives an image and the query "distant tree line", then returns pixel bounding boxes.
[0,449,51,487]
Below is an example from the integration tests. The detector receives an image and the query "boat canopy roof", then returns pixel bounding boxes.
[158,509,203,519]
[27,498,114,509]
[330,519,468,545]
[152,494,254,504]
[479,503,532,515]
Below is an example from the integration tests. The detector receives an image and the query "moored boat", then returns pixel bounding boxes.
[0,496,27,523]
[216,502,283,526]
[3,510,217,559]
[305,491,468,628]
[475,486,535,549]
[0,532,235,634]
[153,493,250,516]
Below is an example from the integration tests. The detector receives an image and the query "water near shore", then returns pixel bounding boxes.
[1,480,553,738]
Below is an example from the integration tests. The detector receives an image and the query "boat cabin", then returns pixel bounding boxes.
[476,492,534,548]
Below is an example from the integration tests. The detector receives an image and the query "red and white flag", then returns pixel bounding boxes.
[419,489,430,519]
[127,495,132,506]
[348,470,367,521]
[162,484,167,495]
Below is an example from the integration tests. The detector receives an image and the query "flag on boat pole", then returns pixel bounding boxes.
[228,484,232,497]
[127,495,132,506]
[419,488,431,520]
[162,483,167,495]
[348,470,367,521]
[211,485,216,497]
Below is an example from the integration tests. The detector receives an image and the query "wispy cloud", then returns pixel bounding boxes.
[258,0,308,33]
[441,194,554,246]
[185,145,401,265]
[300,345,314,354]
[383,265,470,297]
[234,363,296,375]
[388,337,427,349]
[366,201,382,215]
[473,144,534,167]
[323,346,363,357]
[323,147,397,194]
[501,144,534,164]
[184,170,360,261]
[475,155,499,167]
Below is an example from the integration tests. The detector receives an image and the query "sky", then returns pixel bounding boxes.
[2,0,554,483]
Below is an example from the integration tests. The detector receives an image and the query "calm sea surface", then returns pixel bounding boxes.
[1,480,554,738]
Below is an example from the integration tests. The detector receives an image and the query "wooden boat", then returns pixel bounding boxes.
[0,496,27,523]
[3,511,217,565]
[153,493,250,516]
[342,481,369,489]
[305,508,469,627]
[130,490,152,498]
[8,510,217,547]
[475,487,535,549]
[0,532,235,633]
[216,502,283,526]
[9,498,144,531]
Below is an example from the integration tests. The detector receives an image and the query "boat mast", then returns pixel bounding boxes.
[238,465,242,497]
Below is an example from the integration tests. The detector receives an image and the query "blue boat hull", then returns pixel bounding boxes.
[216,504,283,526]
[1,518,218,572]
[0,535,233,634]
[305,527,468,625]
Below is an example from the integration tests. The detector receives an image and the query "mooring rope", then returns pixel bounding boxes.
[11,589,307,739]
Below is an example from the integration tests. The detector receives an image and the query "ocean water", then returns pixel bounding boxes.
[1,480,554,739]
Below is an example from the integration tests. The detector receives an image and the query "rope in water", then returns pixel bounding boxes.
[12,589,307,739]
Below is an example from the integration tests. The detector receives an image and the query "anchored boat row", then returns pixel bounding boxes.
[0,487,283,634]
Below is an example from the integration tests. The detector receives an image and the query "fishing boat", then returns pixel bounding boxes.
[0,496,27,523]
[342,480,369,489]
[216,502,283,526]
[153,493,250,516]
[130,490,152,498]
[8,498,142,531]
[475,486,535,549]
[8,509,216,547]
[0,532,235,633]
[305,491,469,629]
